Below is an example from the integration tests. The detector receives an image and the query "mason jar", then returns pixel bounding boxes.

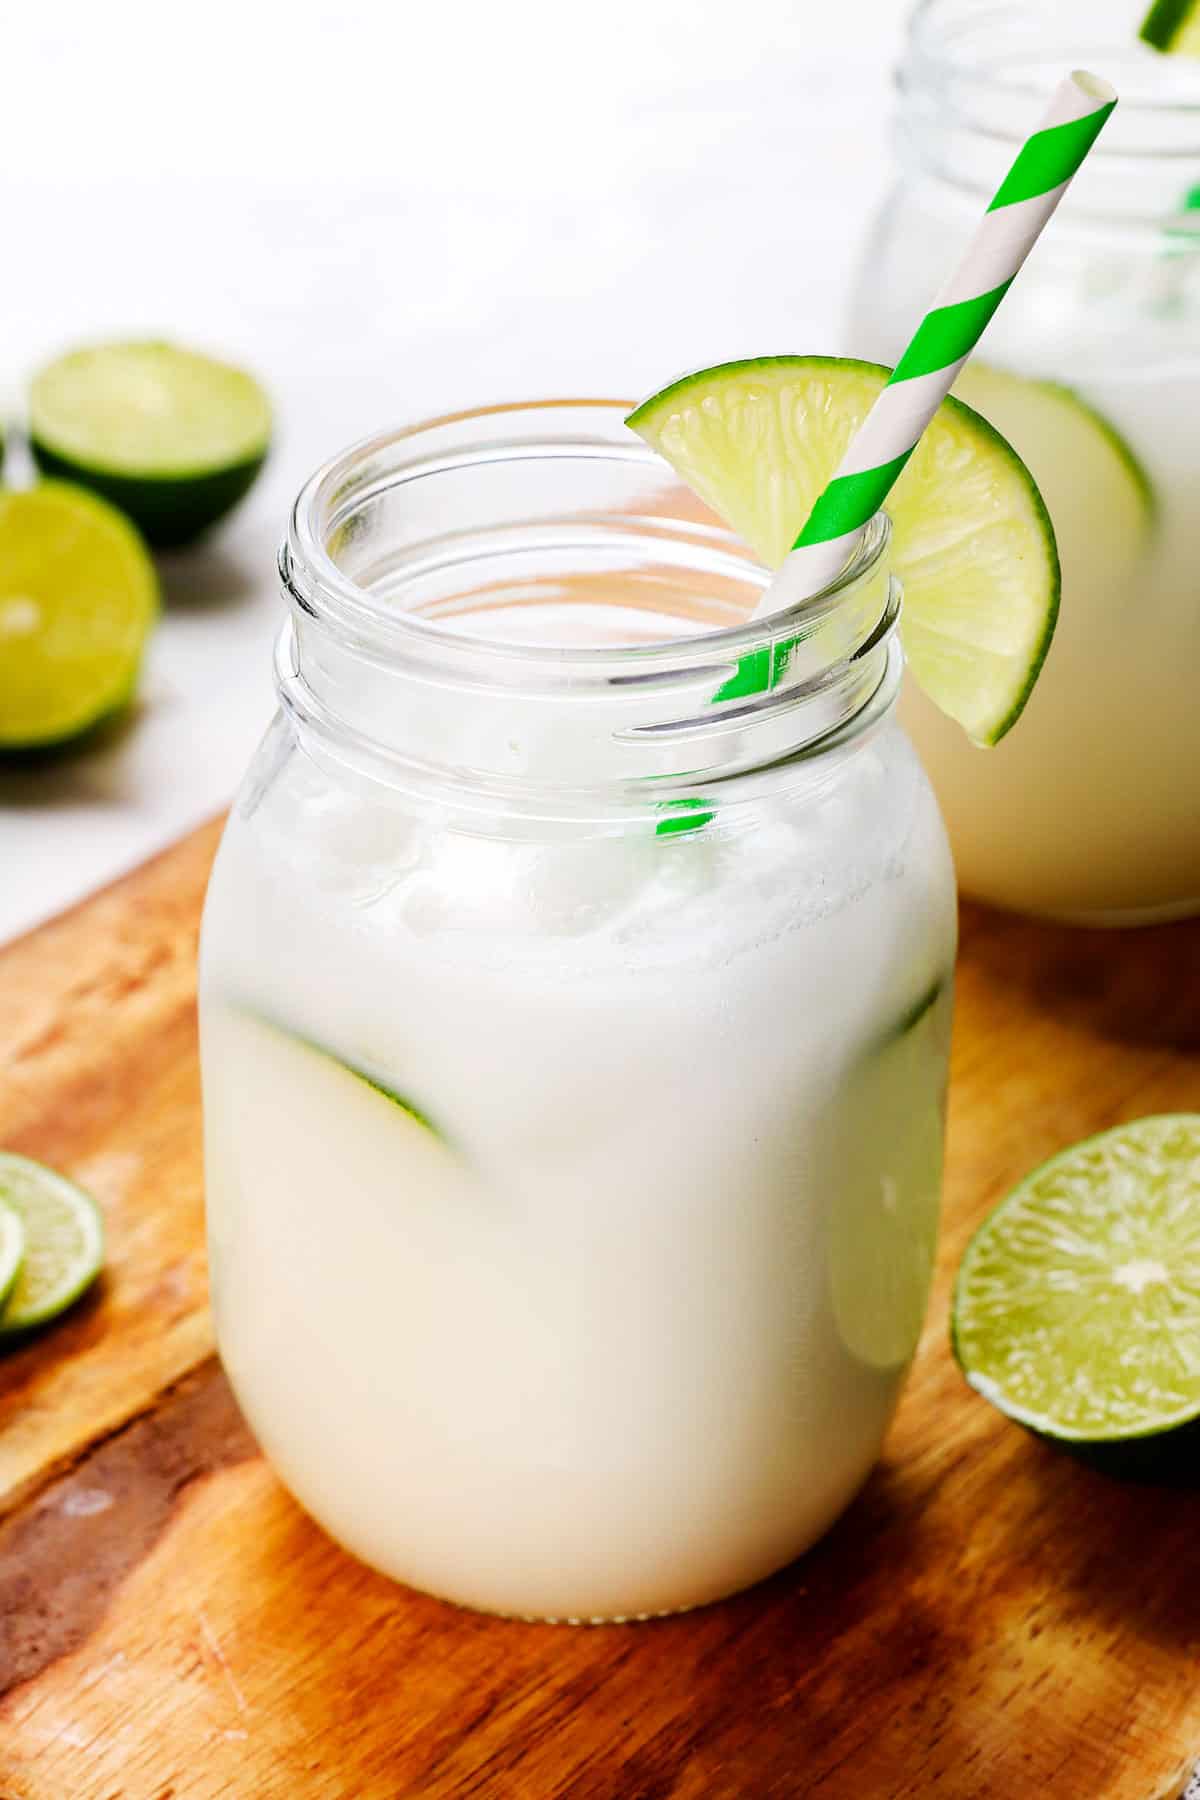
[198,400,956,1622]
[849,0,1200,924]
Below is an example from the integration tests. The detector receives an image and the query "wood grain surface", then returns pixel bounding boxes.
[0,820,1197,1800]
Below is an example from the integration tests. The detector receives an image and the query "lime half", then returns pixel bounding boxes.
[1140,0,1200,53]
[30,341,272,547]
[0,1204,25,1312]
[628,356,1059,745]
[0,483,159,751]
[953,1116,1200,1476]
[0,1152,105,1335]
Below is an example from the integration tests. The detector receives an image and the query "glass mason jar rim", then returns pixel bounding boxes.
[907,0,1200,127]
[901,0,1200,240]
[276,399,902,809]
[282,397,895,692]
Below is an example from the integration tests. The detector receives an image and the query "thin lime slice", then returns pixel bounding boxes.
[0,1203,25,1312]
[952,361,1153,584]
[30,341,272,547]
[1140,0,1200,53]
[287,1025,446,1140]
[204,1010,471,1283]
[628,356,1059,745]
[0,1152,105,1334]
[0,482,159,750]
[829,979,952,1369]
[952,1116,1200,1474]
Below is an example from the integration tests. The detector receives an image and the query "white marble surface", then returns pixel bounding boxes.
[2,0,907,943]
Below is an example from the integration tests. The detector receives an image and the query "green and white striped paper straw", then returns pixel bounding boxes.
[755,69,1117,619]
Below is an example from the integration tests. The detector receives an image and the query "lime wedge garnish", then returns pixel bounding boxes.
[828,979,952,1370]
[627,356,1059,745]
[0,1202,25,1312]
[952,1116,1200,1474]
[1140,0,1200,53]
[0,483,159,751]
[0,1152,104,1335]
[30,341,272,547]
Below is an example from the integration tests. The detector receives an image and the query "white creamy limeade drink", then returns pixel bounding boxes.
[202,600,952,1621]
[201,367,1066,1620]
[851,6,1200,921]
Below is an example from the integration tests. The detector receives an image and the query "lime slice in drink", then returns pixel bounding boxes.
[1140,0,1200,53]
[0,1152,105,1335]
[30,341,272,547]
[0,1203,25,1313]
[0,483,159,751]
[952,362,1153,600]
[952,1116,1200,1476]
[828,979,952,1370]
[304,1038,444,1138]
[204,1009,470,1314]
[628,356,1059,745]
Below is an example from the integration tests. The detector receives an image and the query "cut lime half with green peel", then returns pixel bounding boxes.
[313,1048,445,1139]
[0,483,159,751]
[0,1152,105,1335]
[953,1116,1200,1478]
[1140,0,1200,53]
[30,341,272,547]
[628,356,1060,745]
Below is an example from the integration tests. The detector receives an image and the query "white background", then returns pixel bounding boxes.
[2,0,907,942]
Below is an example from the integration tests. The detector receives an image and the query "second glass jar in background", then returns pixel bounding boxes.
[850,0,1200,924]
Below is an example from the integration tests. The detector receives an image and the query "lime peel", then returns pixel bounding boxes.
[261,1013,446,1140]
[1140,0,1200,54]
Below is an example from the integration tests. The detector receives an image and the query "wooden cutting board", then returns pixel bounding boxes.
[1,818,1198,1800]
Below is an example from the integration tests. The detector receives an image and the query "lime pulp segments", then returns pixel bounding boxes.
[1140,0,1200,53]
[0,1152,105,1334]
[0,482,159,750]
[952,1115,1200,1460]
[0,1203,25,1312]
[628,356,1060,745]
[30,341,271,547]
